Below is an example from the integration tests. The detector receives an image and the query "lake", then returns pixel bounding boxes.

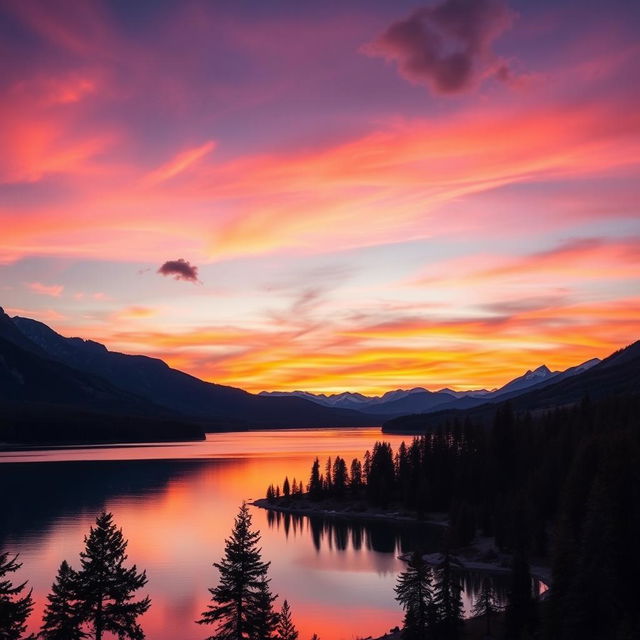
[0,427,534,640]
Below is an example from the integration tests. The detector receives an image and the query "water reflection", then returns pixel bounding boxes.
[264,508,546,611]
[266,509,443,555]
[0,429,545,640]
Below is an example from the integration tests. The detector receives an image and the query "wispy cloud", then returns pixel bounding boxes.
[26,281,64,297]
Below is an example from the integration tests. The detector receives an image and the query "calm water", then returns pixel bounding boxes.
[0,428,534,640]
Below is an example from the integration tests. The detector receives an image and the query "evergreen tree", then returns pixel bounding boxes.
[282,478,290,497]
[504,552,537,640]
[362,450,371,483]
[432,551,464,640]
[349,459,362,494]
[324,458,333,495]
[75,512,150,640]
[0,552,33,640]
[39,560,85,640]
[275,600,298,640]
[249,577,278,640]
[367,443,395,507]
[395,551,435,640]
[199,503,277,640]
[308,459,323,500]
[471,578,500,637]
[332,458,348,499]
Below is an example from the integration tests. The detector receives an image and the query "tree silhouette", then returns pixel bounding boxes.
[504,552,537,640]
[249,576,278,640]
[199,503,277,640]
[307,458,322,500]
[432,551,464,640]
[0,552,33,640]
[472,578,500,637]
[275,600,298,640]
[394,550,435,639]
[75,512,150,640]
[332,458,348,499]
[39,560,85,640]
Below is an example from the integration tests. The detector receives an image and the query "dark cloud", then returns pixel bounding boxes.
[157,258,200,283]
[364,0,517,94]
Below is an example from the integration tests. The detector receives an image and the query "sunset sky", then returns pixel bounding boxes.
[1,0,639,394]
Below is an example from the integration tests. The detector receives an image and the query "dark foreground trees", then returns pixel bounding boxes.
[0,552,33,640]
[395,551,434,640]
[40,560,84,640]
[472,578,501,637]
[199,503,278,640]
[395,551,464,640]
[39,512,150,640]
[276,600,298,640]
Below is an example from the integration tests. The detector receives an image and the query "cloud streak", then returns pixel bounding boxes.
[26,282,64,297]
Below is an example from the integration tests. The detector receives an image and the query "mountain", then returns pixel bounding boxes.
[382,341,640,433]
[0,312,205,444]
[493,364,557,395]
[9,312,376,430]
[259,358,600,417]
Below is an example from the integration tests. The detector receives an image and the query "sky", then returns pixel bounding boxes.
[1,0,639,394]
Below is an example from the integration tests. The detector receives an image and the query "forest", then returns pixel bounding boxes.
[266,392,640,640]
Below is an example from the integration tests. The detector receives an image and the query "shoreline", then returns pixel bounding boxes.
[252,497,552,586]
[251,497,449,528]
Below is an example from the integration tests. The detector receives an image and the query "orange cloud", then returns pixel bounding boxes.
[1,92,638,264]
[67,295,639,395]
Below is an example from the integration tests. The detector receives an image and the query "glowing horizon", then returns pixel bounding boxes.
[1,0,639,395]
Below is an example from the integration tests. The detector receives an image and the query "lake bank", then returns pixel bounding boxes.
[254,495,552,586]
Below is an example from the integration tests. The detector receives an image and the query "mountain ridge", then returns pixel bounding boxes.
[382,340,640,433]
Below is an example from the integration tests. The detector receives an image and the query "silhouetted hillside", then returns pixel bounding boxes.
[383,340,640,433]
[6,311,377,430]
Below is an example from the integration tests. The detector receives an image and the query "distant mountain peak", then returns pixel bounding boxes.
[533,364,551,375]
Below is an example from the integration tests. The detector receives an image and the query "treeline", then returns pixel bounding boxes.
[269,392,640,640]
[0,508,318,640]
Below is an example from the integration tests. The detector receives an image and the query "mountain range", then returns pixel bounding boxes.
[0,306,636,445]
[0,308,376,445]
[259,358,600,416]
[383,340,640,433]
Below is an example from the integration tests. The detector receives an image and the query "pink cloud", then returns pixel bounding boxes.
[26,281,64,297]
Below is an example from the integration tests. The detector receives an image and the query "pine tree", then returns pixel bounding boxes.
[39,560,85,640]
[432,551,464,640]
[332,458,348,499]
[349,459,362,494]
[249,577,278,640]
[276,600,298,640]
[282,478,290,497]
[472,578,500,637]
[199,503,277,640]
[504,552,537,640]
[308,458,323,500]
[324,458,333,495]
[395,551,435,640]
[0,552,33,640]
[75,512,150,640]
